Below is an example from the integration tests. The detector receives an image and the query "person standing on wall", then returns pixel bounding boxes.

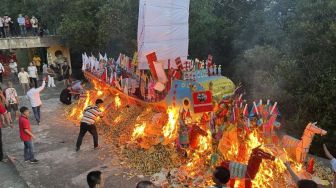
[28,62,38,88]
[30,16,38,36]
[26,77,46,125]
[17,14,26,36]
[0,62,5,83]
[24,15,32,36]
[0,17,5,38]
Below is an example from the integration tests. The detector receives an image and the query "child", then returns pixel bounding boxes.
[210,166,230,188]
[323,144,336,188]
[136,181,155,188]
[19,106,38,163]
[87,171,104,188]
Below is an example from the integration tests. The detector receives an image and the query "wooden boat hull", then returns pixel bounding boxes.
[84,71,167,111]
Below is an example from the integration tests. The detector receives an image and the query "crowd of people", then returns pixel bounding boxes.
[0,53,77,165]
[0,14,46,38]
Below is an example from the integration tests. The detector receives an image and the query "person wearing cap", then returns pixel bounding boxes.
[75,99,104,151]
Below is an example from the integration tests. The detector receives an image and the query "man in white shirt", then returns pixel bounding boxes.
[26,77,46,125]
[0,62,5,83]
[30,16,38,36]
[9,59,18,82]
[28,62,38,88]
[17,14,25,36]
[18,68,30,94]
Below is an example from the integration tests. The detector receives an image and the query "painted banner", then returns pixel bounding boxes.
[192,91,213,113]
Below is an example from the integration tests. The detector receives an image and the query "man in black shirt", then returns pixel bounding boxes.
[60,85,72,105]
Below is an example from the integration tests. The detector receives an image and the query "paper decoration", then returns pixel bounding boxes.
[154,61,168,84]
[282,122,327,163]
[192,91,213,113]
[146,52,158,80]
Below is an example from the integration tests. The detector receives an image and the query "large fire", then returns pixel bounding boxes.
[162,107,178,141]
[66,78,329,188]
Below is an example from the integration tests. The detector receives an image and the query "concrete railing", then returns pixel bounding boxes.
[0,35,65,49]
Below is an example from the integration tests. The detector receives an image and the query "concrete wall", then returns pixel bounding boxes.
[0,36,64,50]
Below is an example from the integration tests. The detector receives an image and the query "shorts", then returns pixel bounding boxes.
[0,104,7,115]
[6,103,18,112]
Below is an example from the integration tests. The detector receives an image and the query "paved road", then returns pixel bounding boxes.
[0,160,27,188]
[1,79,143,188]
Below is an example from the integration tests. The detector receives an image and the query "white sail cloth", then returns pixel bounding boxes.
[137,0,190,69]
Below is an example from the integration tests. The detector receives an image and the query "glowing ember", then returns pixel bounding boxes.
[162,107,178,140]
[97,90,103,96]
[115,94,121,108]
[132,123,146,140]
[198,130,212,153]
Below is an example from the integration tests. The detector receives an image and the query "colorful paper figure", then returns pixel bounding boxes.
[221,147,275,188]
[282,122,327,163]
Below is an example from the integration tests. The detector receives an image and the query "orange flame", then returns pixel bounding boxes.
[132,123,146,140]
[162,107,178,141]
[115,94,121,108]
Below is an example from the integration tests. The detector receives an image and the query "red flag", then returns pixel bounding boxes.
[146,52,158,80]
[175,57,183,71]
[192,91,214,113]
[169,69,181,80]
[101,68,107,82]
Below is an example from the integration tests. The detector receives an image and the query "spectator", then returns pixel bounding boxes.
[323,144,336,188]
[18,106,38,163]
[75,99,104,152]
[17,14,25,36]
[42,63,48,78]
[4,82,19,122]
[71,81,85,99]
[28,62,38,88]
[3,16,11,37]
[30,16,38,36]
[47,65,56,87]
[0,17,4,38]
[136,181,156,188]
[33,54,41,73]
[62,61,71,86]
[87,171,104,188]
[24,15,32,35]
[18,68,30,93]
[60,85,72,105]
[38,26,44,37]
[9,59,18,82]
[0,100,13,162]
[0,61,5,83]
[26,77,46,125]
[211,166,230,188]
[285,162,318,188]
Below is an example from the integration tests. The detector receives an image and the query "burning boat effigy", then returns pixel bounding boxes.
[66,0,334,187]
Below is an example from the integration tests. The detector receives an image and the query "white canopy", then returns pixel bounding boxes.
[137,0,190,69]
